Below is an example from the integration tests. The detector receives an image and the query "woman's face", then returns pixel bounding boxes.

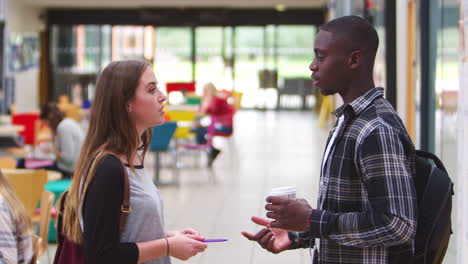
[128,67,167,132]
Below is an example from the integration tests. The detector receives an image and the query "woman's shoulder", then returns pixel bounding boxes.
[87,154,125,193]
[95,154,125,174]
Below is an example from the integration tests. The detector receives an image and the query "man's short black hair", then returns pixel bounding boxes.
[320,15,379,65]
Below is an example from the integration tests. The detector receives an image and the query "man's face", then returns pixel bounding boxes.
[309,30,350,96]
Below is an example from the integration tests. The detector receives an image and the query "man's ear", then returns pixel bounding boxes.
[348,50,362,70]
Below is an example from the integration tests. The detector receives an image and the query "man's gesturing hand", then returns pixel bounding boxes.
[241,216,291,254]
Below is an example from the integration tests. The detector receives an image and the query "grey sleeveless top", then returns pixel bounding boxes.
[120,166,171,264]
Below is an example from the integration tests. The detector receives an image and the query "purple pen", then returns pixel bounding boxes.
[202,239,228,242]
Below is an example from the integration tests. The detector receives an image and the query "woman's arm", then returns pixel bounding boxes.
[83,155,208,263]
[82,155,139,264]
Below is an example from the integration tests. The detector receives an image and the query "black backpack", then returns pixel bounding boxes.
[413,150,454,264]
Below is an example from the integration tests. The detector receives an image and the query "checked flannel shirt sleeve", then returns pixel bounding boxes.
[308,125,417,247]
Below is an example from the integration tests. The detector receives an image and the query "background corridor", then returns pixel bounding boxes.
[148,110,328,264]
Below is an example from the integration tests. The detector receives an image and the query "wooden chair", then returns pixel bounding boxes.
[0,157,17,169]
[33,190,54,262]
[1,169,48,216]
[30,235,41,264]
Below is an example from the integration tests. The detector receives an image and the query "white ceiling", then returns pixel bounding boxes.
[19,0,327,9]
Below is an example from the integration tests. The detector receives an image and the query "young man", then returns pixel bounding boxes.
[242,16,417,264]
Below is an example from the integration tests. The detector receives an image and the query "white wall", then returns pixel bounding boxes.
[395,0,407,124]
[458,2,468,263]
[5,0,45,113]
[6,0,43,33]
[458,64,468,264]
[13,70,40,113]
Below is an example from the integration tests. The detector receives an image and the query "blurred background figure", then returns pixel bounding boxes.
[0,170,34,264]
[193,82,234,166]
[17,103,85,179]
[39,103,85,178]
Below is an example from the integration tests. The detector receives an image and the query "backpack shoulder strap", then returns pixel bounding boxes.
[102,151,131,234]
[119,161,130,233]
[415,150,448,174]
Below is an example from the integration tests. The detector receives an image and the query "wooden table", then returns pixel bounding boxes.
[0,124,24,136]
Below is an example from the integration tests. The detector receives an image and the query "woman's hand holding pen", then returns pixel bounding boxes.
[166,228,200,237]
[167,234,207,261]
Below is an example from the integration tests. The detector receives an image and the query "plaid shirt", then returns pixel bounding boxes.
[0,196,33,264]
[290,88,417,264]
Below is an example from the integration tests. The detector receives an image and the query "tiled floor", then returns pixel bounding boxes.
[39,110,458,263]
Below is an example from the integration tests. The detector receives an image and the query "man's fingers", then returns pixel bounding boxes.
[254,228,271,241]
[266,211,279,220]
[241,231,256,241]
[269,220,283,229]
[259,232,274,247]
[251,216,271,227]
[267,235,276,251]
[266,195,288,204]
[265,204,281,212]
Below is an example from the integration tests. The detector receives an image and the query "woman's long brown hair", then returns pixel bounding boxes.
[62,60,152,243]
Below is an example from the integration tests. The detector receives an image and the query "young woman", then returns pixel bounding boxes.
[38,103,85,179]
[0,171,34,264]
[60,60,207,264]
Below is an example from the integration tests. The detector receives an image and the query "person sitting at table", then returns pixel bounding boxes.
[0,170,34,264]
[41,103,85,178]
[18,103,85,179]
[193,82,234,166]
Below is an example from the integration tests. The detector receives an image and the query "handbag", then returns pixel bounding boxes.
[53,155,130,264]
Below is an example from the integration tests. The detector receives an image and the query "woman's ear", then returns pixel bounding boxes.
[126,103,132,113]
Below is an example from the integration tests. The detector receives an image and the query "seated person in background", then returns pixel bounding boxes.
[40,103,85,178]
[0,171,34,264]
[194,83,234,166]
[18,103,85,179]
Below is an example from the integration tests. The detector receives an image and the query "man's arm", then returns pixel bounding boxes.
[308,126,417,247]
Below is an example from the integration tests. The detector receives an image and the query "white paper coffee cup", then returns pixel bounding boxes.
[268,186,297,199]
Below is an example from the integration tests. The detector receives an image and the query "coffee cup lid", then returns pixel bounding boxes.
[269,186,296,195]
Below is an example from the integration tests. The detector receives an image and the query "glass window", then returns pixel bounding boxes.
[195,27,224,93]
[234,26,264,108]
[154,27,193,88]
